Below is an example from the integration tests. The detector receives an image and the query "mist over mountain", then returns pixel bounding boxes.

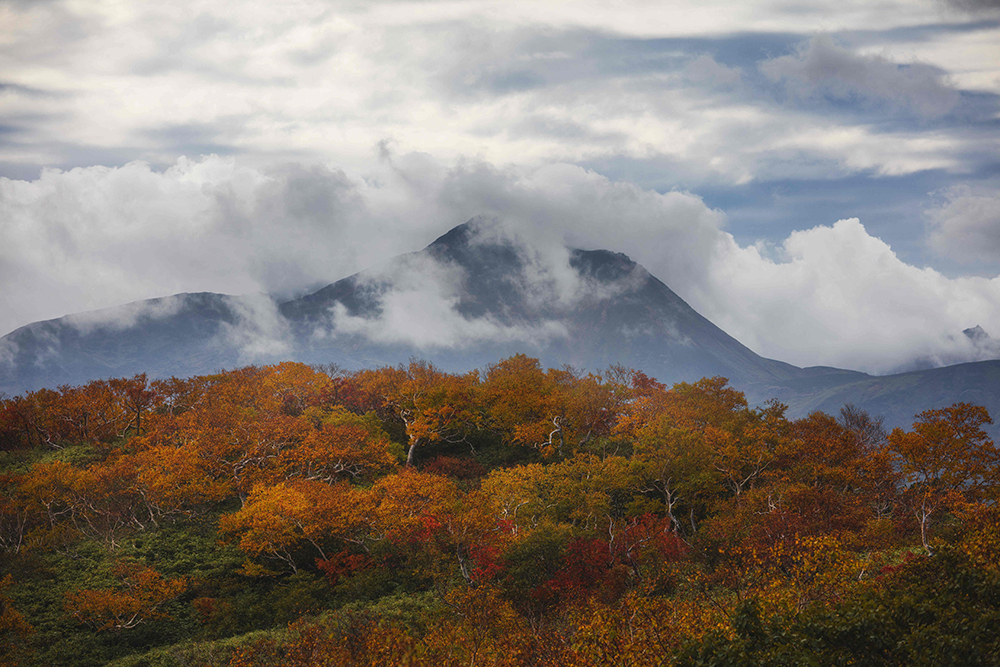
[2,216,999,435]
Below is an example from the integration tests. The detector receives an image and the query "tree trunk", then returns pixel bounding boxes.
[919,501,933,554]
[406,439,419,467]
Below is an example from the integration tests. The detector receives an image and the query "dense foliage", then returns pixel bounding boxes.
[1,356,998,666]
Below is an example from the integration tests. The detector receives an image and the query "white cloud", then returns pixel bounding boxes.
[338,159,1000,373]
[217,293,294,361]
[2,1,994,190]
[329,291,570,350]
[442,164,1000,373]
[3,152,1000,375]
[64,294,187,334]
[319,236,571,349]
[926,186,1000,263]
[700,218,1000,372]
[0,156,442,336]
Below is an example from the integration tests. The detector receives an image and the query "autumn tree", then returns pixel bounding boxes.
[622,377,770,507]
[480,454,636,535]
[279,408,399,483]
[17,461,81,538]
[709,399,789,501]
[107,374,156,438]
[150,375,207,417]
[630,420,718,535]
[367,470,510,586]
[64,562,186,631]
[0,390,64,449]
[483,355,633,458]
[261,362,331,416]
[128,444,230,522]
[219,479,364,573]
[0,473,36,555]
[889,402,1000,551]
[153,386,311,502]
[482,355,559,453]
[357,361,481,467]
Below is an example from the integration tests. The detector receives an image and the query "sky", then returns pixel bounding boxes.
[1,0,1000,375]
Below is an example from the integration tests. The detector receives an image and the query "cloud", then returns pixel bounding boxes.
[434,161,728,294]
[3,152,1000,375]
[3,3,994,191]
[760,35,962,118]
[0,338,16,371]
[64,295,187,334]
[341,157,1000,374]
[683,54,742,88]
[217,293,293,361]
[313,212,653,350]
[329,289,570,351]
[938,0,1000,15]
[0,156,441,336]
[926,186,1000,262]
[699,218,1000,373]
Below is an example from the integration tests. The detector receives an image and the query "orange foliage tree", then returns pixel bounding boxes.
[483,356,634,458]
[64,562,186,631]
[219,479,365,574]
[356,361,481,467]
[889,402,1000,551]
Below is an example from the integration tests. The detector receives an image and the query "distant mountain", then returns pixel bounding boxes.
[0,293,254,393]
[2,217,998,436]
[744,360,1000,435]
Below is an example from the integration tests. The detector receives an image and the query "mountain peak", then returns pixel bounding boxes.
[964,325,990,342]
[426,216,488,251]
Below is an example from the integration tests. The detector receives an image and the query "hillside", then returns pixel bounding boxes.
[1,360,998,667]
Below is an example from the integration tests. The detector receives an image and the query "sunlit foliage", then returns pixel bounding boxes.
[0,358,997,666]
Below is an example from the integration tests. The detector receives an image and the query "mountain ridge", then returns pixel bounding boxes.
[2,218,998,435]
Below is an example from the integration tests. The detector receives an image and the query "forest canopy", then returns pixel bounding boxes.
[1,356,998,666]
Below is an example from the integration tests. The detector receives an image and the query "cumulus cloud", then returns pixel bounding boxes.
[435,161,728,295]
[760,35,961,118]
[699,218,1000,373]
[926,186,1000,262]
[424,163,1000,373]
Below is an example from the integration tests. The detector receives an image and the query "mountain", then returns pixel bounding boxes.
[0,292,265,394]
[278,219,805,386]
[744,360,1000,435]
[2,217,998,435]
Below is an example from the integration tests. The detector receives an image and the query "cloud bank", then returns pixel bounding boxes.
[4,153,1000,375]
